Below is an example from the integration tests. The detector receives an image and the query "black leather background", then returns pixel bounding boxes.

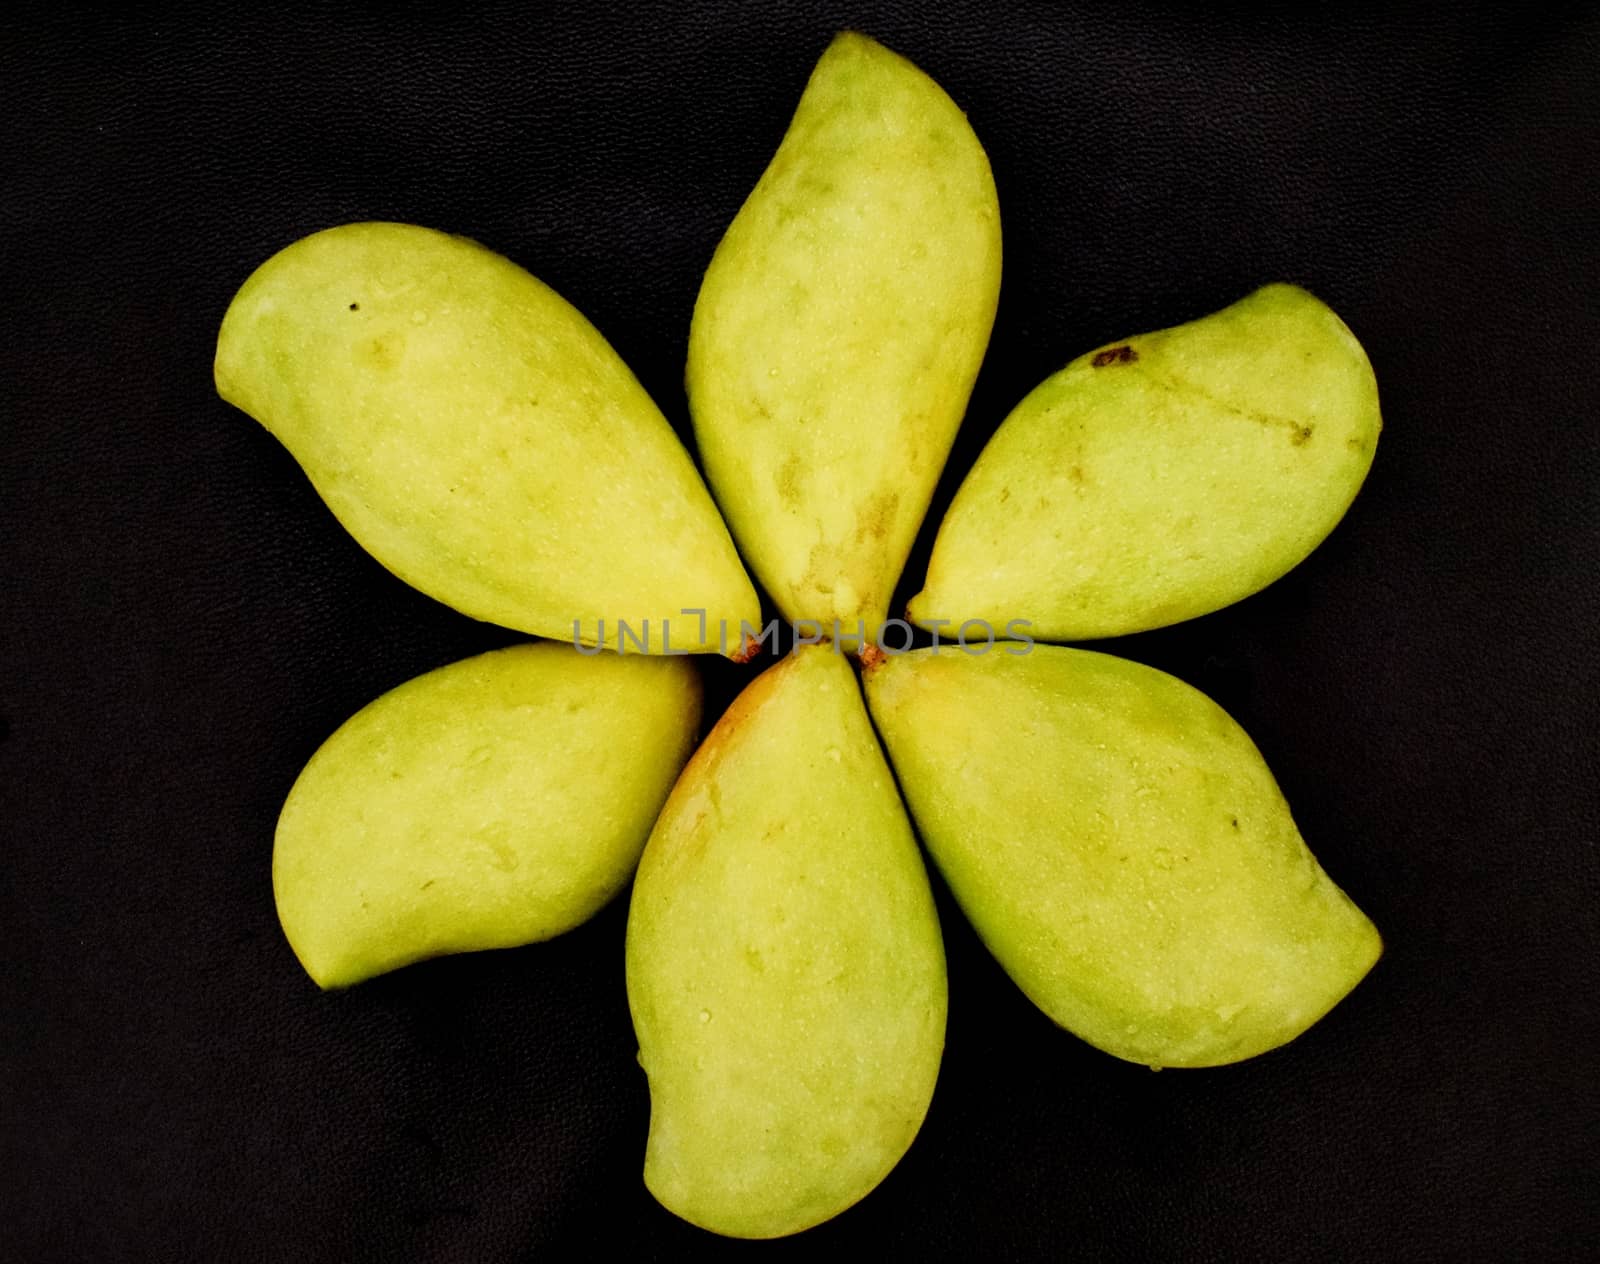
[4,3,1597,1260]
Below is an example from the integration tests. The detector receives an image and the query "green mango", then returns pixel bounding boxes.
[687,32,1002,647]
[274,643,701,988]
[626,645,945,1237]
[216,222,758,656]
[910,284,1381,641]
[864,645,1380,1068]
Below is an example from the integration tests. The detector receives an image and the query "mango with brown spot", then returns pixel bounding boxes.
[687,33,1001,646]
[910,284,1381,641]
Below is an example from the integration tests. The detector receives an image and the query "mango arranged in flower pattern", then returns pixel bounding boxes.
[627,645,946,1237]
[911,284,1380,641]
[865,644,1381,1068]
[688,32,1002,647]
[217,222,758,654]
[275,643,701,988]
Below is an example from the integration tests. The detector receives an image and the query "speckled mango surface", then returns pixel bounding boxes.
[626,646,945,1237]
[688,32,1001,645]
[911,284,1380,640]
[274,643,701,988]
[865,644,1380,1068]
[216,222,757,654]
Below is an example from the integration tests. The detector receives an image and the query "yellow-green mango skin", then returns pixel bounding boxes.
[864,646,1381,1068]
[687,32,1002,645]
[910,284,1380,641]
[216,222,758,656]
[626,646,946,1238]
[274,643,701,989]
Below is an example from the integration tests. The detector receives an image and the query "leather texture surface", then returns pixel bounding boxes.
[4,2,1596,1259]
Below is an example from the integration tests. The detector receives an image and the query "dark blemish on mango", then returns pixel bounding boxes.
[420,879,435,890]
[854,488,899,543]
[730,631,761,664]
[1231,817,1240,830]
[348,302,360,311]
[775,456,804,508]
[1092,344,1138,368]
[1069,465,1085,486]
[999,487,1010,503]
[1159,370,1314,443]
[364,333,402,369]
